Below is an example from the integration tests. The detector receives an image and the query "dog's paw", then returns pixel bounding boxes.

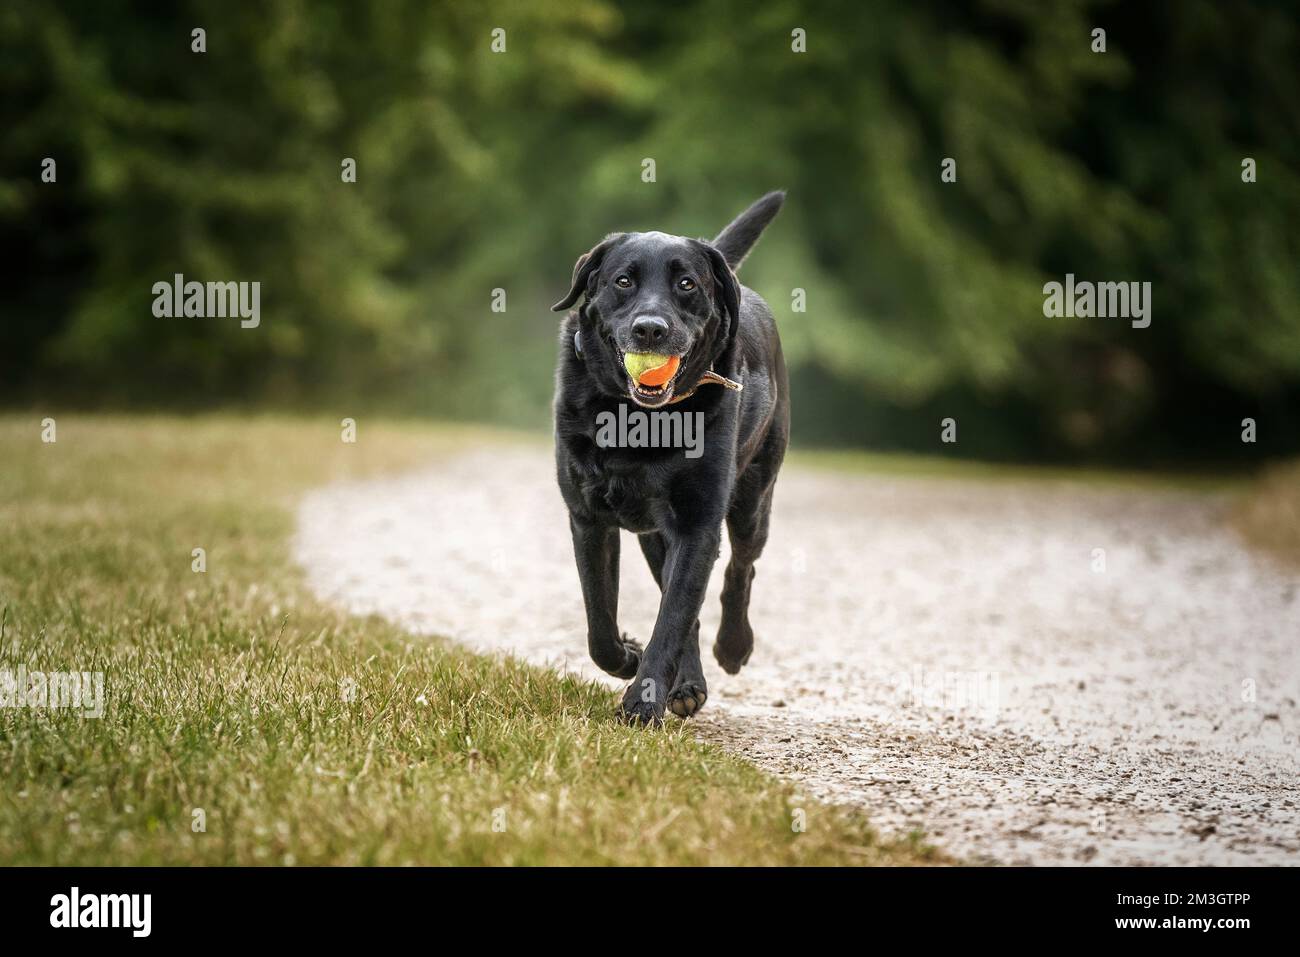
[619,678,666,727]
[619,697,665,727]
[667,679,708,718]
[613,633,643,678]
[712,626,753,675]
[594,633,642,680]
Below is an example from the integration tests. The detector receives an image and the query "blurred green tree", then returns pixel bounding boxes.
[2,0,1297,461]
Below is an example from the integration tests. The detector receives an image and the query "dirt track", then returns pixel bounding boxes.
[295,444,1300,865]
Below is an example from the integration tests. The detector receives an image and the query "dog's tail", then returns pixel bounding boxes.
[712,190,785,271]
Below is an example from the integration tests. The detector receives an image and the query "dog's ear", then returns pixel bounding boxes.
[695,240,741,343]
[551,233,626,312]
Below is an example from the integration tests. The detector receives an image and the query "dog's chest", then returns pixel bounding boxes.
[574,455,667,534]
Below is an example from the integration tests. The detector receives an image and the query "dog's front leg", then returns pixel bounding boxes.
[569,515,641,679]
[620,526,721,724]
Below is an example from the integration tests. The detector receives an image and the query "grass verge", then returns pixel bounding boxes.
[789,447,1244,491]
[0,413,938,865]
[1233,459,1300,567]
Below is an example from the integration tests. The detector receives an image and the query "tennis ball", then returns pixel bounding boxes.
[624,352,680,386]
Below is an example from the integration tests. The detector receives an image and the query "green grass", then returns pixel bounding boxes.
[0,413,937,865]
[1234,459,1300,567]
[790,446,1245,491]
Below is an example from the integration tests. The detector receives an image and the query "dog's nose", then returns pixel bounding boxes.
[630,315,669,348]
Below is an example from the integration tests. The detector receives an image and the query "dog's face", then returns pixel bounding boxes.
[553,231,740,408]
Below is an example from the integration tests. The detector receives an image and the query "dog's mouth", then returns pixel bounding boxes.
[619,350,686,408]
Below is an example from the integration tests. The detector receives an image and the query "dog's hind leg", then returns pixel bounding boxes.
[639,533,707,718]
[714,484,773,674]
[637,531,669,590]
[570,516,641,679]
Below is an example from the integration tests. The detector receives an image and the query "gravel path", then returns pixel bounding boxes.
[295,444,1300,865]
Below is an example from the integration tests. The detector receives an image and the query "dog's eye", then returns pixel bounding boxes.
[614,275,632,288]
[678,277,696,291]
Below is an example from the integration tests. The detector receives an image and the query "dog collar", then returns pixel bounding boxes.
[667,369,743,403]
[575,330,742,400]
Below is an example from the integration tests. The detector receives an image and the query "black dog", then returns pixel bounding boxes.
[551,192,789,724]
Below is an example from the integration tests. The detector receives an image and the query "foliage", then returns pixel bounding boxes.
[2,0,1297,460]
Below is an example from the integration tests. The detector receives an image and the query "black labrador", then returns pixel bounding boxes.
[551,192,789,724]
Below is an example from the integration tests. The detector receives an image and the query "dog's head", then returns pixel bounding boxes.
[552,231,740,408]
